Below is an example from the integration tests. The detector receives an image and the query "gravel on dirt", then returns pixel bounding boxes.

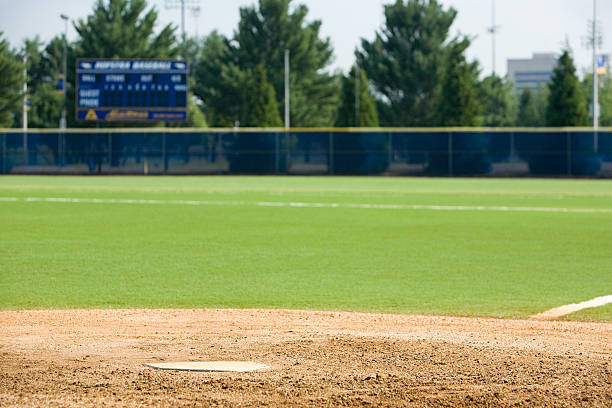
[1,309,610,407]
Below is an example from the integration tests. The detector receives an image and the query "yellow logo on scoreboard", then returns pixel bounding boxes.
[85,109,99,121]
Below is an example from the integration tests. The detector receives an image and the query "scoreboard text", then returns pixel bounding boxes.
[76,59,188,122]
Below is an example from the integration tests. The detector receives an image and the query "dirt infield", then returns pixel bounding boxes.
[1,309,610,407]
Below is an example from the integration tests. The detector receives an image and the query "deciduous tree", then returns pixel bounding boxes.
[438,39,481,126]
[516,88,544,127]
[478,75,515,127]
[0,33,23,127]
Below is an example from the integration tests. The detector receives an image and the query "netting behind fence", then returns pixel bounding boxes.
[1,129,611,177]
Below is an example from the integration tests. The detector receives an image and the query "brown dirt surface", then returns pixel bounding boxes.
[0,309,611,407]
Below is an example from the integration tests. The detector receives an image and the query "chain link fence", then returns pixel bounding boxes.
[1,128,611,177]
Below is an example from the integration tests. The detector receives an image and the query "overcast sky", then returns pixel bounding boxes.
[1,0,610,78]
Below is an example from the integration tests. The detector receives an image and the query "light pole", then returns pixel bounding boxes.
[60,14,69,129]
[284,49,290,129]
[23,53,27,131]
[165,0,200,43]
[355,65,360,127]
[487,0,500,76]
[192,5,201,37]
[592,0,599,131]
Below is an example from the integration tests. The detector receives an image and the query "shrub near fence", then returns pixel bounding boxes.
[1,128,611,177]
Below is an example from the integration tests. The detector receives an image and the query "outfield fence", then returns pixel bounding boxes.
[1,128,611,177]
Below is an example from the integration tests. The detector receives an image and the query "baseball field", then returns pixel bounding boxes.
[1,176,611,406]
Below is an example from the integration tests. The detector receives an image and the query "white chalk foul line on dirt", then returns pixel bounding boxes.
[530,295,612,321]
[2,196,612,214]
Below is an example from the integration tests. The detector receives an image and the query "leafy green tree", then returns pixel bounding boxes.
[23,37,44,90]
[516,88,543,127]
[28,83,62,128]
[188,98,207,128]
[193,31,244,127]
[478,75,515,126]
[164,93,207,128]
[195,0,339,127]
[0,33,23,127]
[438,39,481,126]
[582,72,612,127]
[14,36,65,128]
[243,65,283,127]
[74,0,178,59]
[546,50,588,126]
[235,0,339,126]
[358,0,458,126]
[335,66,379,127]
[181,36,204,79]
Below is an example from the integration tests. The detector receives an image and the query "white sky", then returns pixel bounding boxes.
[0,0,610,78]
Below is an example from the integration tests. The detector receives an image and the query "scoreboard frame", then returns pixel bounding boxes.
[75,58,189,123]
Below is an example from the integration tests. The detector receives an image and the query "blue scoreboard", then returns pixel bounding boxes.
[76,59,188,122]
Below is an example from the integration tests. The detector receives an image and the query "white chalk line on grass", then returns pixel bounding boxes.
[530,295,612,320]
[1,196,612,214]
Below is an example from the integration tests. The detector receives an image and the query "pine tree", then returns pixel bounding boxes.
[243,65,283,127]
[335,66,379,127]
[516,88,541,127]
[193,31,245,127]
[546,50,588,126]
[358,0,459,126]
[28,83,62,129]
[478,75,515,126]
[74,0,178,59]
[0,33,23,127]
[195,0,340,127]
[438,39,481,126]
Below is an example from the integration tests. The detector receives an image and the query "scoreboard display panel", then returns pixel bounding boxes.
[76,59,188,122]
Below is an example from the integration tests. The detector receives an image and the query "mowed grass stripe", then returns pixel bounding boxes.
[0,176,611,320]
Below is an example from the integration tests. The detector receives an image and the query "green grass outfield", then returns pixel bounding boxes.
[1,176,611,321]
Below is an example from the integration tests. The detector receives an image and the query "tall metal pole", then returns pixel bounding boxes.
[593,0,599,130]
[492,0,496,75]
[284,49,290,129]
[22,54,27,131]
[165,0,199,41]
[354,66,360,127]
[22,52,27,164]
[60,14,69,130]
[181,0,186,42]
[192,6,201,37]
[488,0,499,76]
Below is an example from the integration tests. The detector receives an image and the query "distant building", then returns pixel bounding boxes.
[507,53,557,92]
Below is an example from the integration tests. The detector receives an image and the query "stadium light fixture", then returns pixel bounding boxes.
[165,0,200,42]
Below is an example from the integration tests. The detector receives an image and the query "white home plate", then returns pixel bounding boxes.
[145,361,269,372]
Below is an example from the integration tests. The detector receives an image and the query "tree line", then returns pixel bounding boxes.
[0,0,611,129]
